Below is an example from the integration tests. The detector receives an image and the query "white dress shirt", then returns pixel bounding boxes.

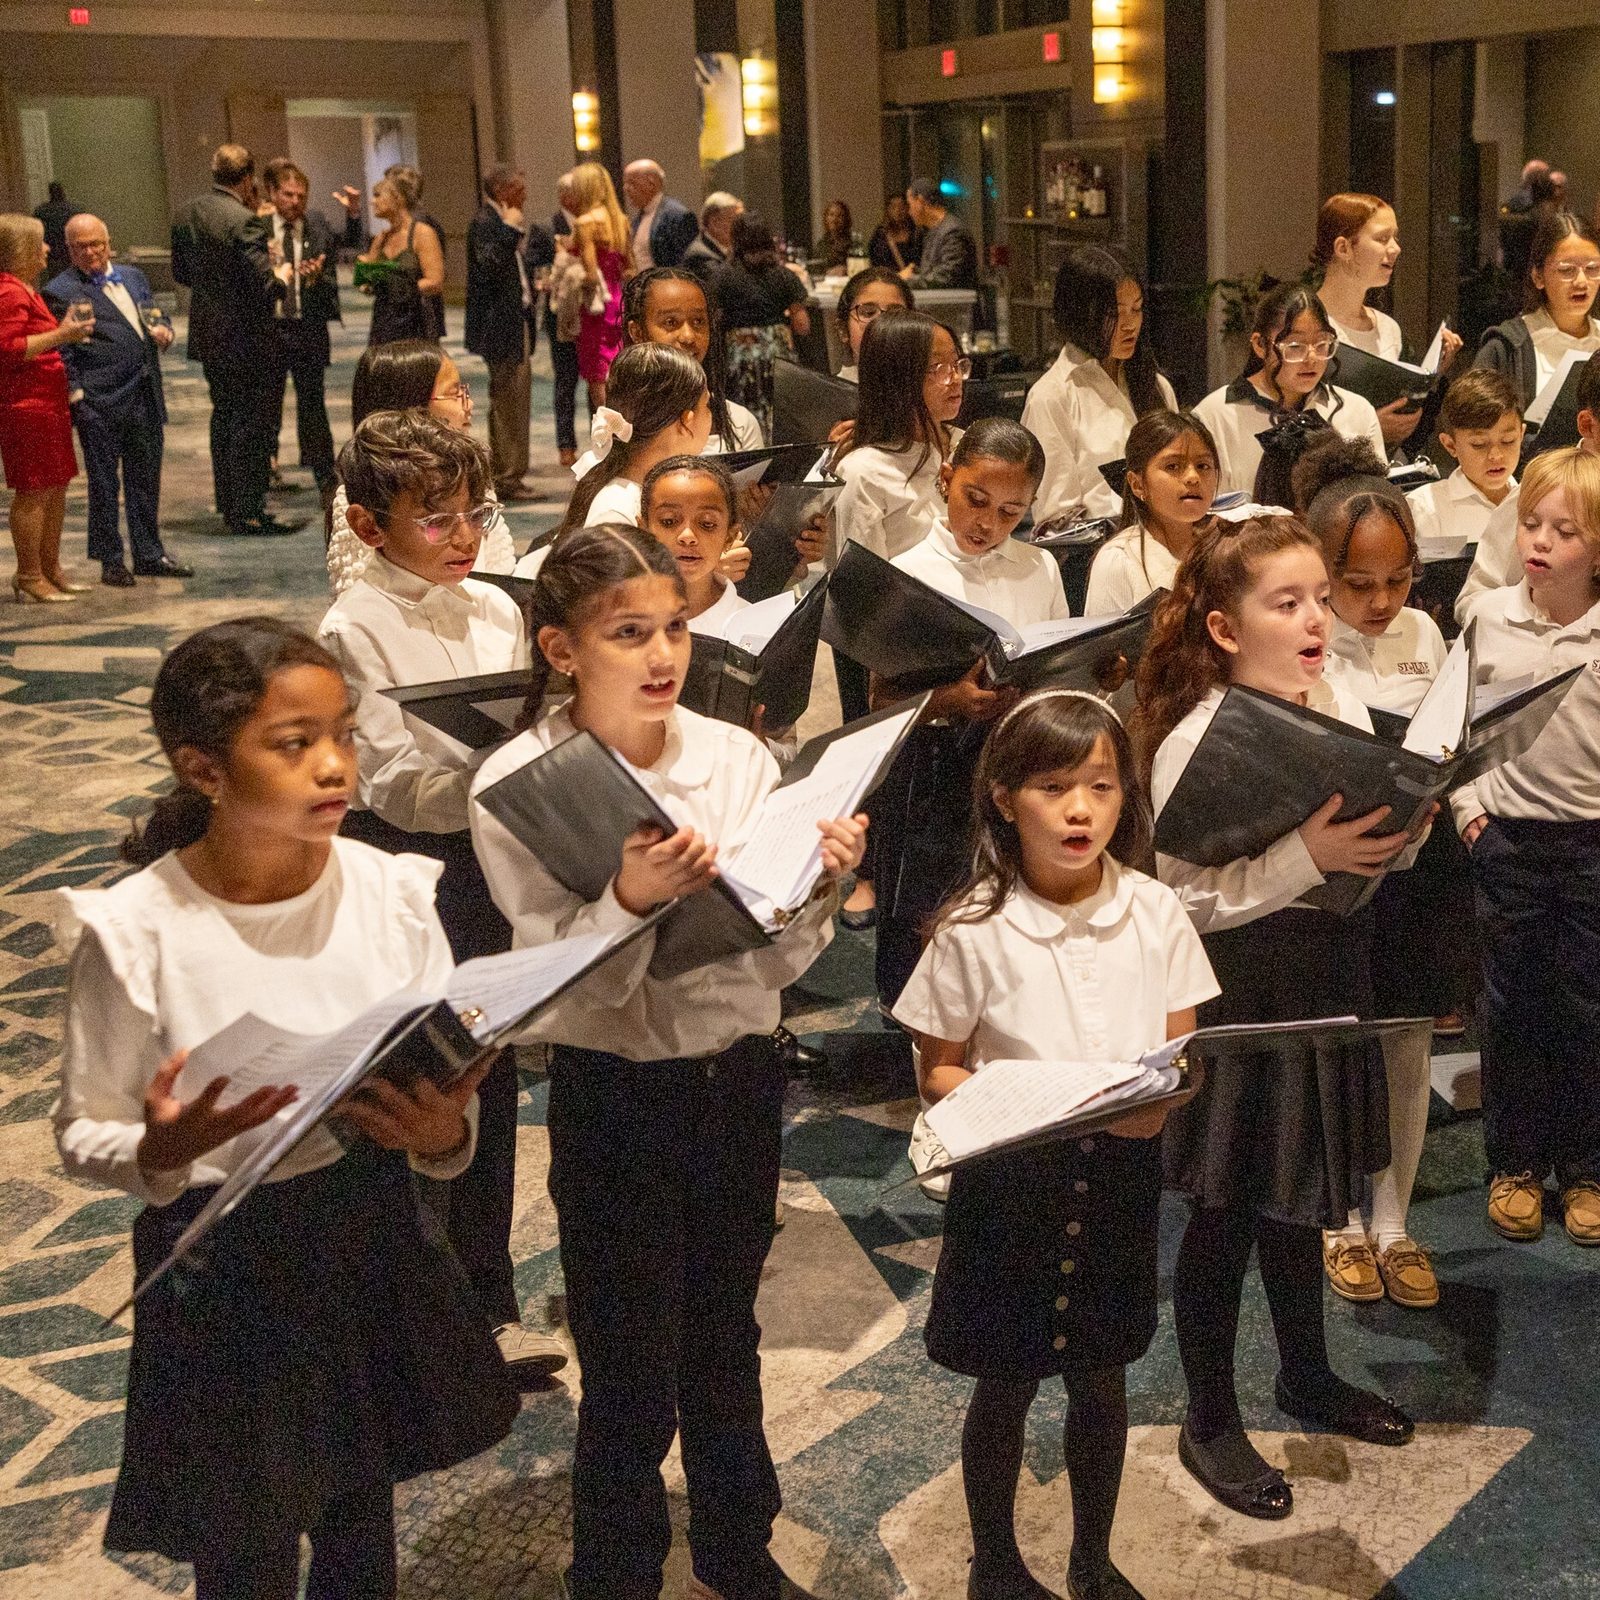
[325,484,518,598]
[1022,343,1178,523]
[892,519,1069,626]
[98,273,146,337]
[317,555,529,834]
[1450,582,1600,832]
[1455,493,1524,625]
[469,702,837,1060]
[54,840,471,1206]
[1408,468,1515,558]
[829,438,955,566]
[633,196,661,272]
[687,577,749,632]
[1191,380,1388,499]
[1524,307,1600,393]
[1328,307,1403,362]
[1328,609,1447,715]
[585,477,644,528]
[270,213,305,319]
[892,859,1219,1067]
[1084,524,1183,616]
[1152,676,1375,933]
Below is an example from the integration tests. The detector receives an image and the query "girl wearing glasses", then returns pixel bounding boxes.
[326,339,516,597]
[1475,209,1600,412]
[1023,246,1177,527]
[318,411,569,1385]
[834,266,915,383]
[1192,282,1387,503]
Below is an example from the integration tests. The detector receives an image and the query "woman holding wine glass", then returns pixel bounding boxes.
[0,214,92,602]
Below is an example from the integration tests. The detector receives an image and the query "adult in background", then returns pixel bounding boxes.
[812,199,854,274]
[1500,159,1558,288]
[32,182,78,274]
[43,213,190,587]
[261,158,361,505]
[171,143,302,538]
[714,211,810,442]
[545,172,583,469]
[869,193,922,274]
[571,162,632,410]
[902,178,978,290]
[683,192,743,286]
[357,169,444,347]
[622,159,697,272]
[0,214,91,601]
[467,164,543,500]
[385,165,448,340]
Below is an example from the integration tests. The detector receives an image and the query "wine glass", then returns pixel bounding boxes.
[68,299,94,328]
[139,304,171,334]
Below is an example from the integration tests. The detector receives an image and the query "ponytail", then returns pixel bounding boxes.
[123,788,214,867]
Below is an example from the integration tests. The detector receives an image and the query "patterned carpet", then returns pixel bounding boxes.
[0,306,1594,1599]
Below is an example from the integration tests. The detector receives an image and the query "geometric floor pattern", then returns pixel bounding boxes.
[0,306,1594,1598]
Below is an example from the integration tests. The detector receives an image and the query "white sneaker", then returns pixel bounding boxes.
[907,1111,951,1202]
[494,1322,568,1375]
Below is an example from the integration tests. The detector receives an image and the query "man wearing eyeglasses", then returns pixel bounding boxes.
[902,178,978,291]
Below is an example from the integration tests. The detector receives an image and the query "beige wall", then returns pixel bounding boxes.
[484,0,577,222]
[804,0,886,242]
[1526,28,1600,226]
[613,0,703,210]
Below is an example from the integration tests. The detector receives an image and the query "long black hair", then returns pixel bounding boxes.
[935,692,1151,930]
[1117,409,1220,583]
[833,307,956,477]
[623,267,739,450]
[518,522,685,724]
[557,343,708,536]
[1052,247,1166,417]
[350,339,444,428]
[124,618,345,866]
[730,211,780,272]
[1238,282,1342,403]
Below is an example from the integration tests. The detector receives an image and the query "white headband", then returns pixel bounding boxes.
[994,686,1122,735]
[571,406,634,479]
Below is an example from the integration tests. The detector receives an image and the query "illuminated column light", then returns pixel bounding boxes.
[741,56,778,138]
[1090,2,1126,104]
[571,90,600,153]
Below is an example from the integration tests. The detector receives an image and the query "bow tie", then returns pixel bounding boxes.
[1254,408,1330,460]
[88,268,119,290]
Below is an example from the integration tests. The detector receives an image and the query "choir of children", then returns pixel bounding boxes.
[55,186,1600,1598]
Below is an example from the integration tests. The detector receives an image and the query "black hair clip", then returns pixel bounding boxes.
[1098,457,1131,498]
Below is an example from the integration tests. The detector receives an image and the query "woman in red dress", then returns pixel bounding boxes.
[0,214,93,602]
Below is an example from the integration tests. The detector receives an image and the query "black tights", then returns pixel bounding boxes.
[191,1483,396,1600]
[1173,1203,1353,1444]
[962,1365,1128,1588]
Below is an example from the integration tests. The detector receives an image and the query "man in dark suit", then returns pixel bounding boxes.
[466,164,548,499]
[902,177,978,290]
[261,157,361,500]
[43,213,192,586]
[622,160,697,271]
[33,182,79,273]
[171,142,303,538]
[682,191,743,286]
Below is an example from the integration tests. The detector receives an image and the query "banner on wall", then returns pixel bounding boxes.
[696,53,745,167]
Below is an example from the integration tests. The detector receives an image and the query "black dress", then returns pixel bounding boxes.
[1162,906,1391,1229]
[367,221,432,346]
[107,1142,518,1563]
[927,1131,1164,1380]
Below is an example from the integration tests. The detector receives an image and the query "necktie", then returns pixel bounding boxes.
[287,224,302,320]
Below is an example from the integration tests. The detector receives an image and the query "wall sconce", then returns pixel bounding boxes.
[741,55,778,138]
[1090,0,1123,22]
[571,90,600,153]
[1090,7,1126,104]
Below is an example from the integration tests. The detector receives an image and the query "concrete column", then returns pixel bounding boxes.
[614,0,704,209]
[804,0,886,242]
[485,0,577,219]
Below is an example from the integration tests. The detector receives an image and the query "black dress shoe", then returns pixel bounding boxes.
[968,1558,1063,1599]
[132,555,194,579]
[774,1026,827,1076]
[229,517,298,538]
[1273,1374,1414,1445]
[260,512,308,535]
[101,561,136,588]
[1065,1565,1145,1600]
[1177,1422,1293,1519]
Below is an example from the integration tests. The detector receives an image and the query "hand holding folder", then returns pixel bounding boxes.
[682,579,828,731]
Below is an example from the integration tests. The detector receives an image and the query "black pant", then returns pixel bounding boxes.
[75,392,164,567]
[266,322,337,488]
[1473,815,1600,1187]
[548,1037,786,1600]
[545,310,579,452]
[192,1480,395,1600]
[202,356,274,526]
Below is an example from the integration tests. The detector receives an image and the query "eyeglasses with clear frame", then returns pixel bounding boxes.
[414,502,497,543]
[1274,337,1338,362]
[1548,261,1600,284]
[434,380,473,406]
[928,357,973,383]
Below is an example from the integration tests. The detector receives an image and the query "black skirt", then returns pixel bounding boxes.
[927,1132,1163,1380]
[107,1143,519,1563]
[1162,906,1390,1229]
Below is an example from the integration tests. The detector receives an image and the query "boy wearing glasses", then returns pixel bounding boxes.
[319,410,565,1381]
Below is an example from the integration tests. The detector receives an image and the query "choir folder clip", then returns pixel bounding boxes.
[116,917,665,1314]
[1153,625,1583,915]
[474,696,928,980]
[823,539,1159,694]
[899,1016,1430,1184]
[682,578,828,730]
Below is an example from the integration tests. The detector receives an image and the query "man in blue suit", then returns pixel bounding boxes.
[43,214,191,586]
[622,160,697,271]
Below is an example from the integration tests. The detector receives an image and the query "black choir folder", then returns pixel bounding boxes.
[720,443,836,486]
[1525,347,1590,456]
[737,479,844,603]
[384,670,529,751]
[1152,626,1583,915]
[117,918,665,1314]
[822,539,1159,694]
[902,1017,1429,1183]
[683,578,828,730]
[474,696,927,981]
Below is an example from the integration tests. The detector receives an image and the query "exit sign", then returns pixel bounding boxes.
[68,6,90,21]
[940,47,957,77]
[1042,30,1061,62]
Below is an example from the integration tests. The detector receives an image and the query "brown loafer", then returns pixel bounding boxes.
[1562,1180,1600,1245]
[1376,1239,1440,1307]
[1487,1172,1544,1241]
[1321,1234,1384,1302]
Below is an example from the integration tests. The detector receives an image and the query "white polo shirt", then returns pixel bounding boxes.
[1328,609,1448,714]
[1408,468,1515,559]
[892,519,1069,627]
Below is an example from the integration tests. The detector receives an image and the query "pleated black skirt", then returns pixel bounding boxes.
[1162,906,1390,1229]
[107,1143,519,1563]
